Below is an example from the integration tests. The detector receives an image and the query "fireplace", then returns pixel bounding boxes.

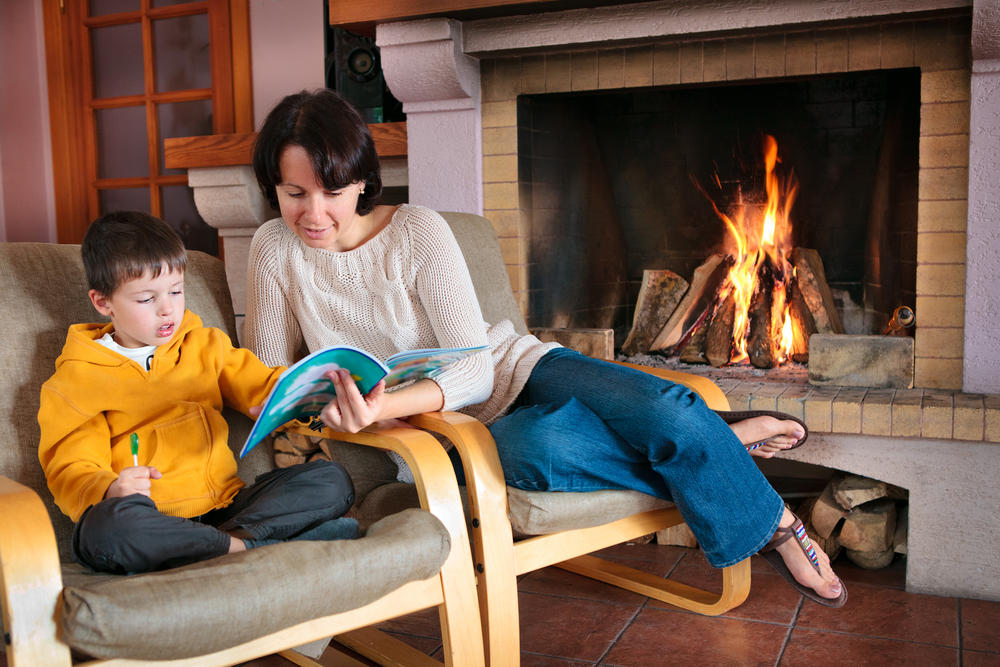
[471,13,971,389]
[517,69,921,355]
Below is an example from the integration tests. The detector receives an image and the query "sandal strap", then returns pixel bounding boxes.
[762,513,822,575]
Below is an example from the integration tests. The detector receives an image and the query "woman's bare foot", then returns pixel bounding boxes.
[772,507,843,600]
[729,415,805,458]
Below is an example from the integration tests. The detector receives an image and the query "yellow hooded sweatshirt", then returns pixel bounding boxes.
[38,310,285,522]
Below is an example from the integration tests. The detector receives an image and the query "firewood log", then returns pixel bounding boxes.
[705,290,736,367]
[838,498,896,552]
[791,247,845,334]
[810,483,848,539]
[846,546,895,569]
[787,277,816,361]
[678,316,709,364]
[748,257,776,369]
[621,269,689,356]
[650,254,734,353]
[832,474,890,509]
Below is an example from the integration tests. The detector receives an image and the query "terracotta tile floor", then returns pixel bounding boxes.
[8,545,997,667]
[307,544,1000,666]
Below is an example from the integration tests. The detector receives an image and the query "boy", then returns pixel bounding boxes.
[38,211,356,574]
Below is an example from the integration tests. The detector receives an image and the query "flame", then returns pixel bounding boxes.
[715,135,799,366]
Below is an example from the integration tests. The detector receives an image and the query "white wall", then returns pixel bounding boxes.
[0,0,57,242]
[249,0,326,128]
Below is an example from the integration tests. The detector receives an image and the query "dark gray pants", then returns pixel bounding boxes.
[73,460,354,574]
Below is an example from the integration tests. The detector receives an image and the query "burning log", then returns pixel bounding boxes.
[621,269,689,356]
[678,316,709,364]
[705,290,736,367]
[791,247,844,334]
[787,276,816,362]
[650,254,734,353]
[747,256,777,369]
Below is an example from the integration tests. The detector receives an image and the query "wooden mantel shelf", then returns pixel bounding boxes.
[163,122,407,170]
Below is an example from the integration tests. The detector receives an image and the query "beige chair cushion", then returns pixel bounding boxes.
[507,487,672,536]
[60,509,449,660]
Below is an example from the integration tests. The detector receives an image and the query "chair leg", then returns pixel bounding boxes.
[556,554,751,616]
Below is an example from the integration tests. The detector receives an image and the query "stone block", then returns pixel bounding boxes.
[808,334,914,388]
[530,328,613,360]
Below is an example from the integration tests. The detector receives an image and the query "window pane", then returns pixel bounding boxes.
[162,185,219,256]
[153,14,211,92]
[158,100,213,174]
[96,106,149,179]
[100,187,151,214]
[90,0,139,16]
[91,23,144,99]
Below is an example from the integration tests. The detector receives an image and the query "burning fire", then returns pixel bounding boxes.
[704,135,799,366]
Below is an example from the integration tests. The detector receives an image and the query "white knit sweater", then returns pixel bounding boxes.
[245,204,556,424]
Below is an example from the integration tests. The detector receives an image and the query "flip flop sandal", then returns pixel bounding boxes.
[760,509,848,608]
[714,409,808,452]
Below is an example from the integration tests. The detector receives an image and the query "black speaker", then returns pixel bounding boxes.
[326,28,393,122]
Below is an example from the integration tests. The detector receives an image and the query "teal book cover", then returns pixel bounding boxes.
[240,344,488,458]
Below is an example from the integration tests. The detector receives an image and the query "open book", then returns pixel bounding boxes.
[239,344,489,458]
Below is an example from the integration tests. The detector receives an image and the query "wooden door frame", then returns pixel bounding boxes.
[42,0,252,244]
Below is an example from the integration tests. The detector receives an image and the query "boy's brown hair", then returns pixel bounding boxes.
[82,211,187,296]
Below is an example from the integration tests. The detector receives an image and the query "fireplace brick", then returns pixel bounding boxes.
[921,390,955,439]
[916,263,966,297]
[652,44,680,85]
[984,396,1000,443]
[920,101,971,135]
[521,55,546,94]
[918,167,969,202]
[777,385,810,421]
[862,389,894,436]
[833,388,866,433]
[879,23,914,68]
[755,34,786,78]
[805,386,840,432]
[482,100,516,128]
[917,232,967,264]
[598,49,625,89]
[891,388,924,437]
[914,20,971,71]
[484,182,518,211]
[624,46,653,88]
[816,28,848,73]
[679,42,702,83]
[921,70,971,103]
[919,135,970,168]
[917,200,967,233]
[571,51,599,91]
[784,31,816,77]
[915,328,965,359]
[914,357,963,389]
[484,154,516,183]
[952,393,984,441]
[749,382,785,411]
[482,126,516,156]
[726,38,755,80]
[848,25,881,71]
[703,41,726,82]
[545,53,571,92]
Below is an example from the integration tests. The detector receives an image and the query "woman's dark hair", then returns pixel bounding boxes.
[82,211,187,296]
[252,89,383,215]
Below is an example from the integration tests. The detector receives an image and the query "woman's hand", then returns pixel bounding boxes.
[106,466,162,499]
[319,369,386,433]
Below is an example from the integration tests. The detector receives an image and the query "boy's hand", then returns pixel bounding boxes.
[105,466,162,499]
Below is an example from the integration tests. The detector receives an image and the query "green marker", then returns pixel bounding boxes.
[130,433,139,467]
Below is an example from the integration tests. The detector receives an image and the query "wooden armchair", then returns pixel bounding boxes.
[0,243,483,667]
[413,212,752,665]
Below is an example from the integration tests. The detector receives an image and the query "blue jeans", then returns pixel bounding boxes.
[488,347,783,567]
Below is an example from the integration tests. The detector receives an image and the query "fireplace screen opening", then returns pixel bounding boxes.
[518,68,920,368]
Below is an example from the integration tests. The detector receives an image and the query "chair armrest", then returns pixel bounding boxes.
[0,475,72,666]
[611,360,731,411]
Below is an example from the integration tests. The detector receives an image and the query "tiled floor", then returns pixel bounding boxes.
[291,544,999,666]
[8,546,997,666]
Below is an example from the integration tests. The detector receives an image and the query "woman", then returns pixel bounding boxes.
[245,89,845,607]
